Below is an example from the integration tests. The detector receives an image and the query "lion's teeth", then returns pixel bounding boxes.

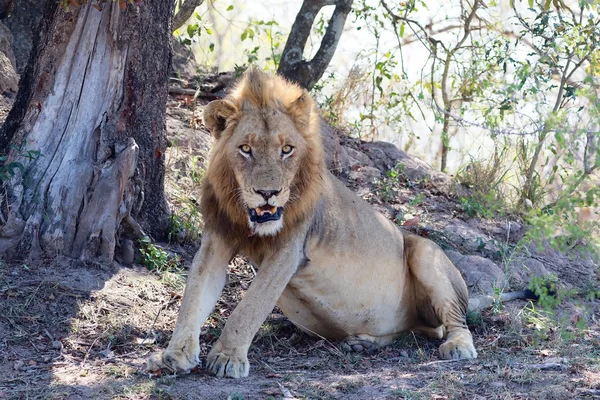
[255,206,277,216]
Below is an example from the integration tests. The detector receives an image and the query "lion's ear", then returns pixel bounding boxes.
[203,100,238,139]
[287,89,313,130]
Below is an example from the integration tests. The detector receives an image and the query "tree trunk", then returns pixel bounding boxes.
[278,0,353,90]
[0,1,173,262]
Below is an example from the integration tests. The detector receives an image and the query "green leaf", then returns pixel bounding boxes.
[187,23,198,38]
[399,22,405,37]
[227,5,234,11]
[205,27,212,35]
[209,42,215,52]
[528,0,534,7]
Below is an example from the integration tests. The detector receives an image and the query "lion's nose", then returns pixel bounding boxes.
[254,189,281,200]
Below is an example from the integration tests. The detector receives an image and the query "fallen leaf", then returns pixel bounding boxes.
[403,216,421,226]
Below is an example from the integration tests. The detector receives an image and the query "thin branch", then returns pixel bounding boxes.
[172,0,204,32]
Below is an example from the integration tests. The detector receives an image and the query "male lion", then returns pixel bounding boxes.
[147,68,477,378]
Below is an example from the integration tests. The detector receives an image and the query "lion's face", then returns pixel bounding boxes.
[224,107,309,236]
[202,69,323,238]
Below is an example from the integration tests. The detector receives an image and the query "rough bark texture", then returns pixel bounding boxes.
[278,0,353,89]
[172,0,204,32]
[0,1,173,262]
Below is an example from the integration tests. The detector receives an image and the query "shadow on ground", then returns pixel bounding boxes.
[1,258,599,400]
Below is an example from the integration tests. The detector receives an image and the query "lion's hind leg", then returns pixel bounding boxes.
[404,235,477,360]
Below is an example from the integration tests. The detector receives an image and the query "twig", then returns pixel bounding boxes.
[432,104,599,137]
[420,359,465,367]
[292,322,345,358]
[509,362,565,370]
[80,329,109,368]
[0,280,44,295]
[142,295,180,345]
[576,388,600,396]
[168,86,221,100]
[277,382,298,400]
[124,214,147,239]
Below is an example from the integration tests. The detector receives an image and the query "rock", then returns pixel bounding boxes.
[446,250,506,295]
[442,219,502,259]
[3,0,45,73]
[0,21,17,93]
[512,243,598,289]
[507,257,551,287]
[167,111,212,156]
[0,51,17,92]
[171,38,200,85]
[348,166,381,184]
[321,120,352,173]
[345,146,374,167]
[120,239,135,265]
[361,141,431,181]
[0,22,16,69]
[359,140,464,196]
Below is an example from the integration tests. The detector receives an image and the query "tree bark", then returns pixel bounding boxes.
[172,0,204,32]
[278,0,353,90]
[0,1,173,262]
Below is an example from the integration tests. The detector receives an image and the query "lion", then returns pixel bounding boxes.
[146,68,477,379]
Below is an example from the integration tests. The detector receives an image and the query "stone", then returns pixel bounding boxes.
[0,51,18,92]
[507,257,551,287]
[511,243,598,289]
[442,219,502,259]
[349,166,381,184]
[359,140,463,195]
[321,120,351,173]
[0,22,15,69]
[446,250,507,295]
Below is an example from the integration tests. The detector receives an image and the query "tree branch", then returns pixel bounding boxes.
[172,0,204,32]
[278,0,353,89]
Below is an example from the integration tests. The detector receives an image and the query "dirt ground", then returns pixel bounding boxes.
[0,254,599,400]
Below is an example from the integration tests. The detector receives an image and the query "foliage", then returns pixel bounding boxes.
[309,0,600,220]
[139,237,181,274]
[374,162,410,202]
[528,274,561,309]
[239,19,284,70]
[0,143,41,183]
[168,203,203,244]
[522,273,591,344]
[173,7,215,51]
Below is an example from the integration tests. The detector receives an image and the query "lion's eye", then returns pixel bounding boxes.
[239,144,252,156]
[282,145,294,156]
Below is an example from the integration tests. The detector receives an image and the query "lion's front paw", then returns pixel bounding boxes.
[146,336,200,374]
[206,342,249,378]
[439,331,477,360]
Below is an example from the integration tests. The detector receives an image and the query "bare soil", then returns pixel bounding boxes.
[0,256,599,400]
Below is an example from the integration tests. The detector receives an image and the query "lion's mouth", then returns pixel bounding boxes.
[248,205,283,223]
